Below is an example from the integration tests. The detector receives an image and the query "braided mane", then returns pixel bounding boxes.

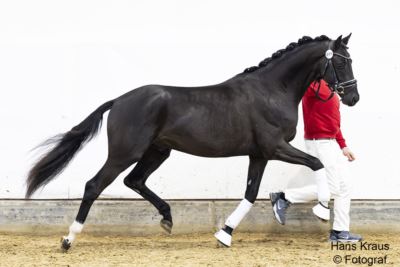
[243,35,330,73]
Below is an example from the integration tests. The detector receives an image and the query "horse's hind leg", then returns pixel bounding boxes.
[61,156,137,251]
[123,145,173,233]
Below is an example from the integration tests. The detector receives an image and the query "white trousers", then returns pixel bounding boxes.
[285,139,351,231]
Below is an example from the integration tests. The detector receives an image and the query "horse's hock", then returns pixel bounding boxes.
[0,199,398,235]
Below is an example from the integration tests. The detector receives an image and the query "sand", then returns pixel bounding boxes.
[1,232,399,267]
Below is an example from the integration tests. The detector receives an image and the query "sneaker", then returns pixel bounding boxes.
[329,230,362,242]
[270,192,290,225]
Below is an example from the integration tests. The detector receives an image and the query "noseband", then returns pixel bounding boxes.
[314,48,357,102]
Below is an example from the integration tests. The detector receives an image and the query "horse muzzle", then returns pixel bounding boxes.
[341,90,360,106]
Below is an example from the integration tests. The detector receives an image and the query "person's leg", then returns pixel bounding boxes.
[285,185,318,203]
[332,182,351,232]
[271,140,330,223]
[270,184,318,225]
[284,139,319,203]
[327,165,361,241]
[315,141,361,241]
[319,145,351,232]
[314,140,348,227]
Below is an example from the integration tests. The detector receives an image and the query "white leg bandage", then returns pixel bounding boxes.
[225,199,253,229]
[66,221,84,243]
[315,169,330,206]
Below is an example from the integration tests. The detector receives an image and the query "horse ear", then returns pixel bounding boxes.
[334,35,343,50]
[342,33,352,45]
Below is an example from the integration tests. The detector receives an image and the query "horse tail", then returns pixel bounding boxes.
[26,100,114,198]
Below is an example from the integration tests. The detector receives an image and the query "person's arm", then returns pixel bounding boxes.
[336,129,356,161]
[335,129,347,149]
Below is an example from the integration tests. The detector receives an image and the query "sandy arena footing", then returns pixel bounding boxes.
[1,232,399,267]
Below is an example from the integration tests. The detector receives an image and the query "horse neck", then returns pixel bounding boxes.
[256,41,328,104]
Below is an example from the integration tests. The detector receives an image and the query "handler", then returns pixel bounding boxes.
[270,80,362,242]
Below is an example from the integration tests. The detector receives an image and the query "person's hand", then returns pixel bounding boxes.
[342,147,356,161]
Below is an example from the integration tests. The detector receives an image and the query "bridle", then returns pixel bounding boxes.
[314,46,357,102]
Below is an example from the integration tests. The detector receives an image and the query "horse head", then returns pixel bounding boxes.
[321,33,360,106]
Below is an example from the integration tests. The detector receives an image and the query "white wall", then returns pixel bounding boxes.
[0,0,399,199]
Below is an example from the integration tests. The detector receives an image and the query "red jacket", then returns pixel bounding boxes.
[302,80,347,149]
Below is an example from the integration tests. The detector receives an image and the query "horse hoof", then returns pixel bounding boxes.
[214,229,231,247]
[160,219,173,234]
[216,240,230,248]
[60,237,71,252]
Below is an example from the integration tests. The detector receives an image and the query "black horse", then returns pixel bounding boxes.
[26,34,359,250]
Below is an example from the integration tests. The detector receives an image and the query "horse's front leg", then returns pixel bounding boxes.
[215,156,268,247]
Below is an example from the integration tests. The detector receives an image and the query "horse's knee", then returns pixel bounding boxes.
[123,177,144,193]
[309,157,324,171]
[123,177,133,188]
[160,149,171,160]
